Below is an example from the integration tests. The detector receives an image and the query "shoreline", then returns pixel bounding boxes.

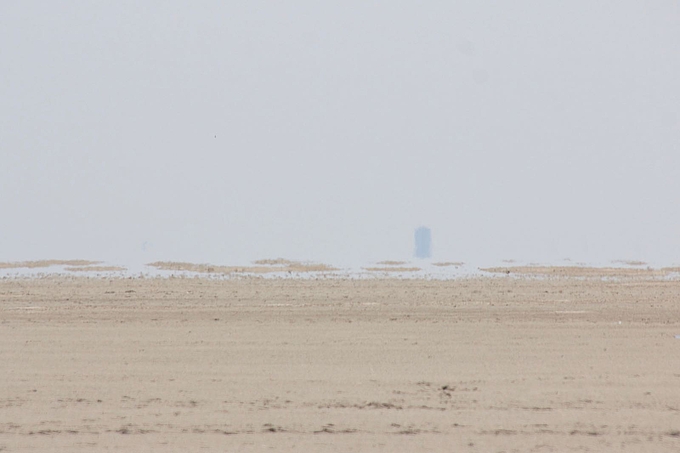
[1,258,680,281]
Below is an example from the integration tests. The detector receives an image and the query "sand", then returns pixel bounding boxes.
[64,266,128,273]
[363,267,422,272]
[481,266,680,278]
[148,260,337,274]
[0,260,101,270]
[2,274,680,452]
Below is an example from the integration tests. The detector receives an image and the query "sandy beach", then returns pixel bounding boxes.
[2,273,680,451]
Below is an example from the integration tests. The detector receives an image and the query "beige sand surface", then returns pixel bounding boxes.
[149,260,337,274]
[0,260,101,270]
[612,260,648,267]
[481,266,680,278]
[65,266,127,273]
[363,267,422,272]
[2,274,680,452]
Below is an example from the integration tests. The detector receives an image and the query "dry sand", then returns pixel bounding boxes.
[363,267,422,272]
[64,266,127,273]
[482,266,680,278]
[0,260,101,270]
[2,273,680,452]
[149,260,337,274]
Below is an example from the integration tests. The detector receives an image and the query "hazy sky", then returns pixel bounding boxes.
[2,2,679,266]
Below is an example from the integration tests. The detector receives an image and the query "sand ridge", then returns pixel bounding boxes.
[432,262,465,267]
[363,267,422,272]
[65,266,127,273]
[481,265,680,278]
[0,260,101,269]
[148,259,337,274]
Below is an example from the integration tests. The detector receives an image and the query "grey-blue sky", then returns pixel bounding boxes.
[1,2,679,265]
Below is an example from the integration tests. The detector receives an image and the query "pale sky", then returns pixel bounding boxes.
[1,2,679,266]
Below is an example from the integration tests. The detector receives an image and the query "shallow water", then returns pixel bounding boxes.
[1,257,679,281]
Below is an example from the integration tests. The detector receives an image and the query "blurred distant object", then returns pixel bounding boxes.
[414,227,432,259]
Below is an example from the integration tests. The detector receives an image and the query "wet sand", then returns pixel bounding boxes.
[2,275,680,451]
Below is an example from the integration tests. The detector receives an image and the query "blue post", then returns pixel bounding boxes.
[414,227,431,259]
